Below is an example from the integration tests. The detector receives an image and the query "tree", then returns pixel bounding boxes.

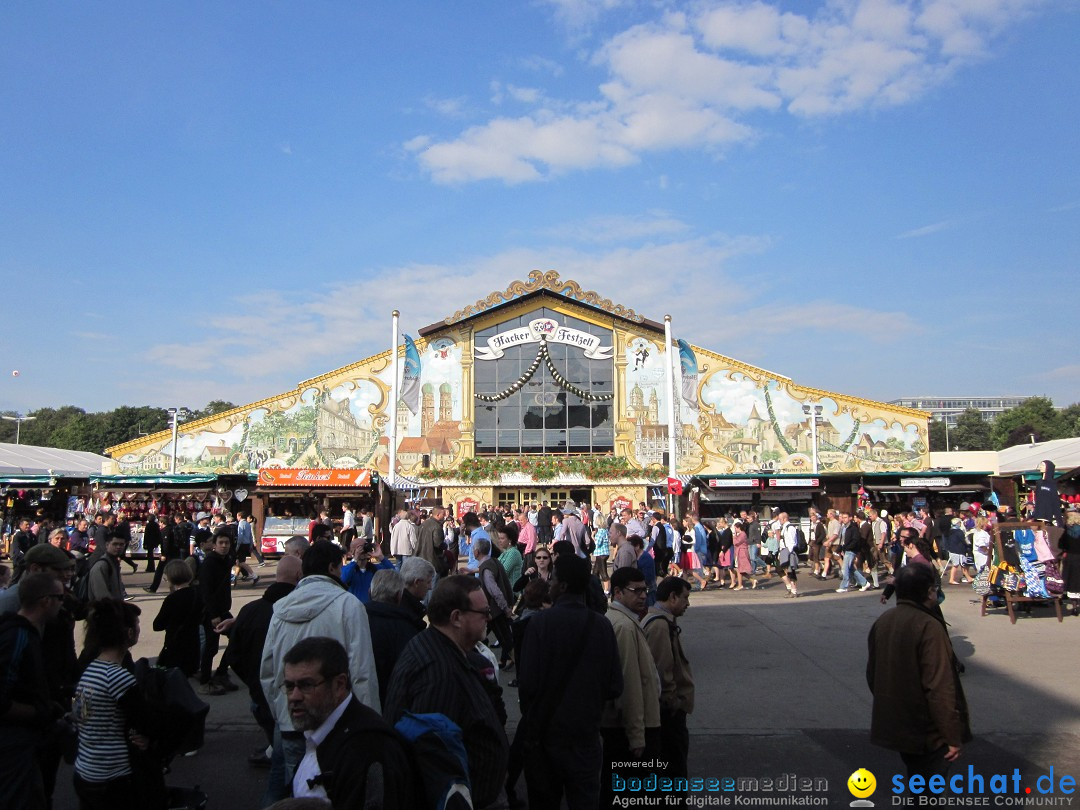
[991,396,1064,449]
[953,408,992,451]
[194,400,237,420]
[929,419,949,452]
[1058,403,1080,439]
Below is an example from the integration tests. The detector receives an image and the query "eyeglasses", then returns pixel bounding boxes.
[460,607,492,618]
[622,586,648,594]
[282,678,327,695]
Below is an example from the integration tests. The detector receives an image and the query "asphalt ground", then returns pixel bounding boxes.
[51,563,1080,809]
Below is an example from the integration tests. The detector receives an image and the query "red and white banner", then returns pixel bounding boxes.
[258,468,372,487]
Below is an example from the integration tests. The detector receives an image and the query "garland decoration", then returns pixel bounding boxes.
[429,455,665,484]
[475,338,615,403]
[764,388,797,455]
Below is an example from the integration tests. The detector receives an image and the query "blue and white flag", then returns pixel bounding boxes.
[400,334,422,415]
[677,339,699,412]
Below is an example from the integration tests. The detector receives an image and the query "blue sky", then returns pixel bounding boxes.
[2,0,1077,415]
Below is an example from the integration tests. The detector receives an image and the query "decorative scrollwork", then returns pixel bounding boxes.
[444,271,645,325]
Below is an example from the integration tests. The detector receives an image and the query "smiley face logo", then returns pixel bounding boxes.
[847,768,877,798]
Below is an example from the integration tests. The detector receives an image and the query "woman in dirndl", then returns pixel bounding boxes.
[679,518,709,591]
[732,519,757,590]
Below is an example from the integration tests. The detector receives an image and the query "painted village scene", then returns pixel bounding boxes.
[109,289,927,480]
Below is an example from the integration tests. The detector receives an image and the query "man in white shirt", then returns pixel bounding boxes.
[775,512,801,598]
[340,502,356,547]
[285,637,411,807]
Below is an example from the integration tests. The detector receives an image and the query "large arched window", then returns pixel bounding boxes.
[473,308,614,455]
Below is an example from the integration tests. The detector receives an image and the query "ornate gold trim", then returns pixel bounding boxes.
[443,270,645,325]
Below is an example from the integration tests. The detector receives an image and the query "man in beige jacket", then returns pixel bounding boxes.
[643,576,695,787]
[600,566,661,809]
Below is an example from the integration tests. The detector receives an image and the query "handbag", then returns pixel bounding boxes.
[1042,559,1065,596]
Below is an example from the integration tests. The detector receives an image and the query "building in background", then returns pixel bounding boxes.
[889,396,1032,427]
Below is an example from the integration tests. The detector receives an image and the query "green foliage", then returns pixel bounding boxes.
[440,455,664,484]
[953,408,992,451]
[929,419,949,452]
[991,396,1065,449]
[0,402,237,454]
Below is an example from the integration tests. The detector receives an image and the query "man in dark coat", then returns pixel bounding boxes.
[384,576,509,808]
[284,637,412,808]
[518,554,621,810]
[365,569,425,704]
[867,563,971,779]
[198,531,236,694]
[220,554,302,760]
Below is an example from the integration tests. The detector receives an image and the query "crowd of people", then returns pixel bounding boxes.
[1,489,1078,809]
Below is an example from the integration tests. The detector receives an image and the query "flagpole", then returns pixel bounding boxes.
[664,315,677,516]
[389,310,400,488]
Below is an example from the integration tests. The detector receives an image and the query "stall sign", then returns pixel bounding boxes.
[457,498,480,519]
[768,478,819,487]
[258,468,372,487]
[900,477,951,488]
[708,479,760,488]
[610,496,633,513]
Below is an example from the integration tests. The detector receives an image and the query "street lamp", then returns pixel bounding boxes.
[802,403,823,475]
[167,408,191,474]
[1,414,36,445]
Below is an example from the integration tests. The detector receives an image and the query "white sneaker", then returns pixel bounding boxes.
[835,587,850,593]
[860,583,872,592]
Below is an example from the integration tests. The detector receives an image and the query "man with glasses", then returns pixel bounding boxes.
[384,576,509,809]
[260,539,379,804]
[284,636,411,808]
[600,567,661,810]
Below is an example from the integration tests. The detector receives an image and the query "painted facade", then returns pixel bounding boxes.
[106,272,929,493]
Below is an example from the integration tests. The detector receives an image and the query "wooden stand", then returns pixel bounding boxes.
[979,521,1063,624]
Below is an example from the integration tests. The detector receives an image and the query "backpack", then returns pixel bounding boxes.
[583,524,596,556]
[792,526,807,555]
[394,711,473,810]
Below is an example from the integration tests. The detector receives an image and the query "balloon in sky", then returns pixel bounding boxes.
[11,370,18,377]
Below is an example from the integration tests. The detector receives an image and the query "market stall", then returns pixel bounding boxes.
[978,521,1064,624]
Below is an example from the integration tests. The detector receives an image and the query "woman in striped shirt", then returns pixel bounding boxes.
[72,599,151,810]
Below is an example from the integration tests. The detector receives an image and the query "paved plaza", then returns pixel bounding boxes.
[52,564,1080,808]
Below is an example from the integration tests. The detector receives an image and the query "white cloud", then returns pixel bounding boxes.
[410,0,1047,183]
[137,231,925,412]
[896,219,958,238]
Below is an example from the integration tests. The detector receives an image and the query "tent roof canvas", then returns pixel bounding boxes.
[0,442,109,477]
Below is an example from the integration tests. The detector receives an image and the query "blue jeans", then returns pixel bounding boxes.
[263,726,307,806]
[749,544,768,574]
[840,551,868,589]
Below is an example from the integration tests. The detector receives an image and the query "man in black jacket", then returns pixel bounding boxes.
[219,554,302,762]
[836,511,871,593]
[284,637,412,808]
[198,532,236,694]
[366,569,425,705]
[518,554,622,809]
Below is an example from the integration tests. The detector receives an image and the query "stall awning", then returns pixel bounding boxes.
[90,474,220,485]
[258,468,373,488]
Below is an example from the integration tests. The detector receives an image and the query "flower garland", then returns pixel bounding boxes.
[429,455,665,484]
[475,339,614,403]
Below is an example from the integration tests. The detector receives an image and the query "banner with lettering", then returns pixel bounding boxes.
[258,468,372,487]
[474,317,613,360]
